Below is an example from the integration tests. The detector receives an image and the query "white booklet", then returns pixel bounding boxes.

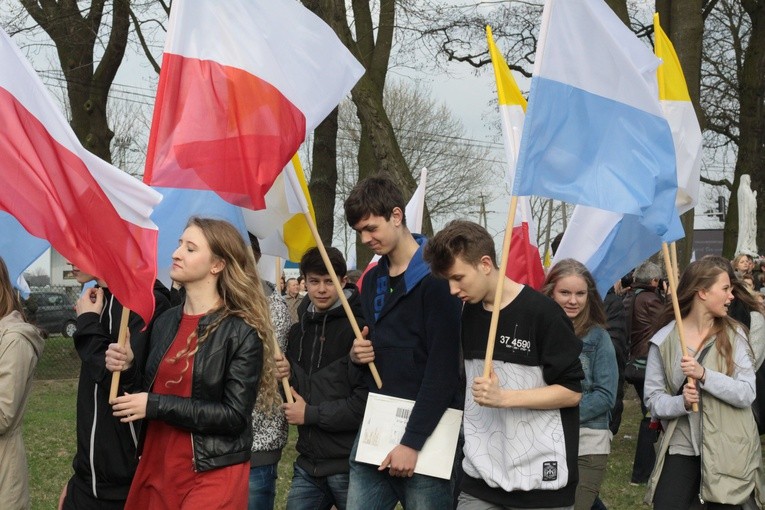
[354,392,463,480]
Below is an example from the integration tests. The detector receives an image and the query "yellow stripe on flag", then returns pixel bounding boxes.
[283,154,317,262]
[486,26,527,111]
[654,14,691,102]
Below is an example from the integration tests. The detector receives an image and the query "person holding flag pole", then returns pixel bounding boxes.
[416,26,584,510]
[643,258,761,508]
[106,218,282,508]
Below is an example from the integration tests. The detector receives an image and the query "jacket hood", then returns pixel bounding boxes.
[377,234,430,293]
[300,284,361,322]
[0,310,44,357]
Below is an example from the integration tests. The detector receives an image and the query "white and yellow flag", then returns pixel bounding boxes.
[244,154,317,263]
[655,13,702,214]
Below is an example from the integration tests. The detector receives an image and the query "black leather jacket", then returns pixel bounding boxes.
[138,306,263,472]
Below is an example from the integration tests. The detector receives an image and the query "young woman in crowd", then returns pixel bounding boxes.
[705,255,765,371]
[0,257,44,509]
[643,259,761,509]
[105,217,281,509]
[543,259,618,510]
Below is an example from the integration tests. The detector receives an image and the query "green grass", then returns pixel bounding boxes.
[24,379,77,510]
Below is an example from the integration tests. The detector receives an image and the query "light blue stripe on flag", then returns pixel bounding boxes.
[514,77,677,236]
[0,211,49,284]
[151,187,248,287]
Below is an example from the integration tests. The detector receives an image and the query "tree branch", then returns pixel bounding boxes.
[128,6,161,74]
[701,175,732,189]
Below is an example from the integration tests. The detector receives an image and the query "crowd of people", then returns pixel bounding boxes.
[2,176,765,509]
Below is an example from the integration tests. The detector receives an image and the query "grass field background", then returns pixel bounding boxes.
[24,335,650,509]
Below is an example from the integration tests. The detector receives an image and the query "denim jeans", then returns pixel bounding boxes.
[346,431,454,510]
[286,463,349,510]
[248,463,277,510]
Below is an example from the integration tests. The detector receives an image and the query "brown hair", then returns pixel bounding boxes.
[654,259,738,375]
[542,259,606,338]
[344,176,407,228]
[703,255,764,314]
[167,218,281,412]
[0,257,23,319]
[423,220,497,277]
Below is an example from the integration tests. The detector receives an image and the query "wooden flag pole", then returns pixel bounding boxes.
[109,307,131,403]
[275,343,294,404]
[662,242,697,412]
[670,242,680,287]
[484,196,519,378]
[270,256,294,402]
[302,212,383,389]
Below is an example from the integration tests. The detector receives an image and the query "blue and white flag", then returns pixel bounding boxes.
[150,188,249,288]
[0,211,49,285]
[514,0,677,237]
[554,207,683,296]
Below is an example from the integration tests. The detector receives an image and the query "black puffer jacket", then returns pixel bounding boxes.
[286,285,368,476]
[139,306,263,472]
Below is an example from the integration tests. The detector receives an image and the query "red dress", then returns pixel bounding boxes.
[125,314,249,510]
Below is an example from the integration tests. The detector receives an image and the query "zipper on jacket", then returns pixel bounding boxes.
[89,385,99,498]
[696,347,709,506]
[191,432,197,472]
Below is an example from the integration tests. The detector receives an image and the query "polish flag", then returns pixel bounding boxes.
[0,29,162,324]
[487,27,545,289]
[144,0,364,210]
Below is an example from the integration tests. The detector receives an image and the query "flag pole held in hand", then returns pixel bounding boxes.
[109,307,131,403]
[662,242,697,412]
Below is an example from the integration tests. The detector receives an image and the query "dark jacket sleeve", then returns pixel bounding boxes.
[145,326,263,436]
[401,277,463,450]
[74,308,147,388]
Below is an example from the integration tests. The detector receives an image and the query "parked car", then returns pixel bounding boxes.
[26,291,77,337]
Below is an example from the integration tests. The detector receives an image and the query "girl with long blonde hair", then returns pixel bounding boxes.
[644,259,761,509]
[107,217,280,508]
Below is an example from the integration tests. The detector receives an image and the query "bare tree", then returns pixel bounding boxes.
[702,0,765,257]
[11,1,131,163]
[335,80,500,225]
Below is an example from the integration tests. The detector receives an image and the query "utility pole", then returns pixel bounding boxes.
[478,194,488,229]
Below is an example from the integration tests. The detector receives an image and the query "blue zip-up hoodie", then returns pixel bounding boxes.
[359,234,463,450]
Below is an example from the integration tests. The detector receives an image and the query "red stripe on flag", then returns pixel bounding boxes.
[0,87,157,324]
[145,54,306,209]
[506,222,545,290]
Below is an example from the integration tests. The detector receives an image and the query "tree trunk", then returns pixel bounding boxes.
[20,0,131,163]
[308,108,339,245]
[724,2,765,257]
[604,0,630,26]
[655,0,704,267]
[319,0,419,267]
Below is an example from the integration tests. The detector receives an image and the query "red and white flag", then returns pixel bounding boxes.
[144,0,364,210]
[487,27,545,289]
[0,29,162,324]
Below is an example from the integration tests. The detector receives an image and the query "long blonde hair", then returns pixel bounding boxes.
[0,257,23,319]
[168,218,281,412]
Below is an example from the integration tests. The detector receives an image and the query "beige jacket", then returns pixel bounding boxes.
[644,324,764,507]
[0,311,44,510]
